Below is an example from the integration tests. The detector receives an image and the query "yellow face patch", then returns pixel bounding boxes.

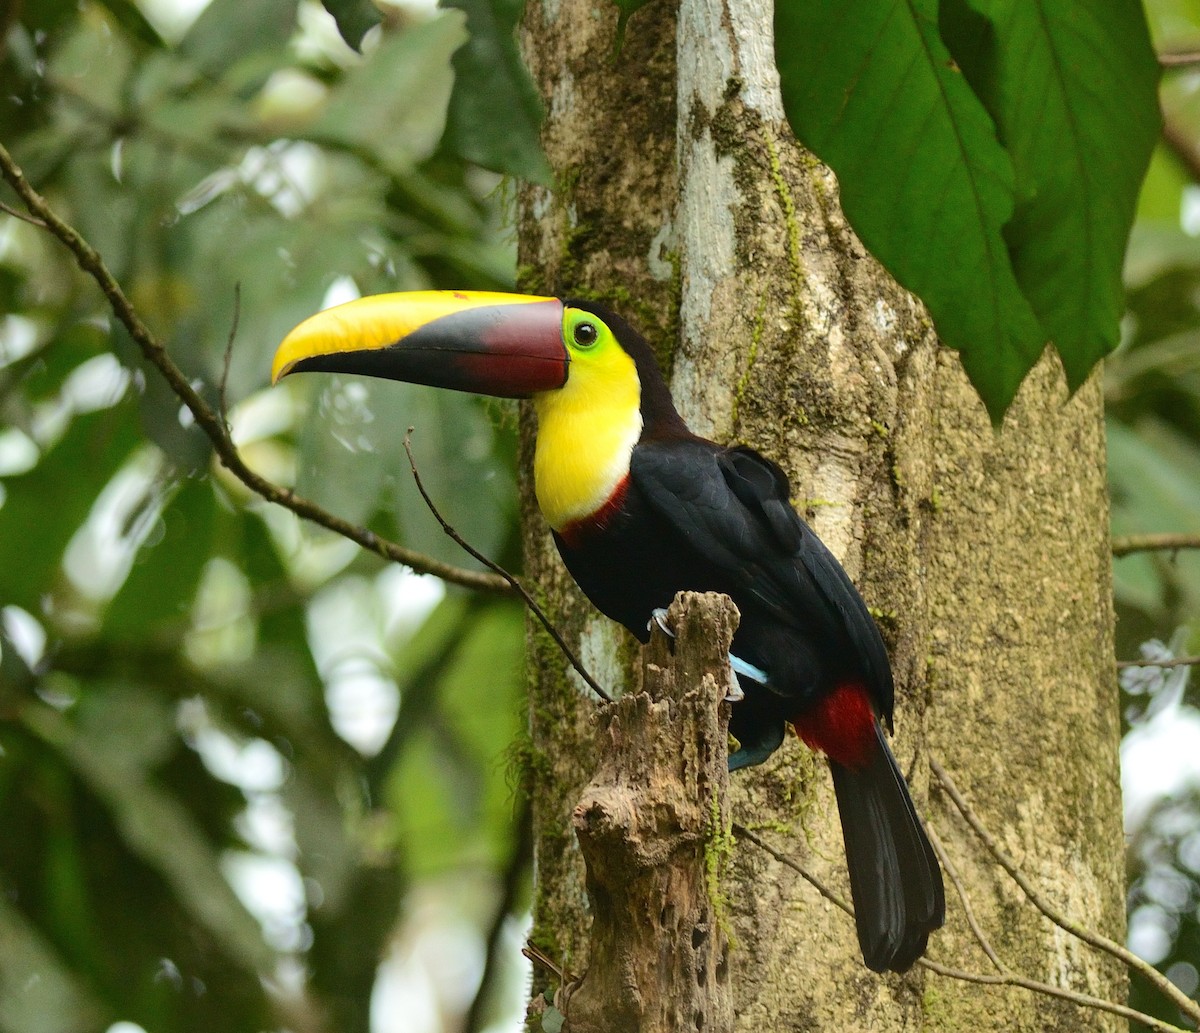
[532,307,643,530]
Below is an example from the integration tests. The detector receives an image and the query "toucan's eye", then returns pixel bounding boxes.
[573,321,599,348]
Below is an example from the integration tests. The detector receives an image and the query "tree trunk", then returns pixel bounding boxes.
[516,2,1125,1031]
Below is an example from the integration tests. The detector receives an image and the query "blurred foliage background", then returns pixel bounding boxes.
[0,1,1198,1031]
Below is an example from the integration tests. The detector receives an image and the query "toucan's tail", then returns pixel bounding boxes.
[828,721,945,972]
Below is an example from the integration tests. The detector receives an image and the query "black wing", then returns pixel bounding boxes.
[630,439,894,720]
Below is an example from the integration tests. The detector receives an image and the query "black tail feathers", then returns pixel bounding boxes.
[828,723,945,973]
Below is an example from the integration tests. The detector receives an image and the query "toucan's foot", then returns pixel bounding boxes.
[728,720,786,771]
[647,608,758,702]
[649,607,672,640]
[729,653,768,687]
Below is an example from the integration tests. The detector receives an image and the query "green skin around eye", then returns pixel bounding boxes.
[565,310,607,353]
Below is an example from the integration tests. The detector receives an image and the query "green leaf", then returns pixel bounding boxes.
[307,14,470,173]
[0,404,140,613]
[179,0,297,77]
[775,0,1044,421]
[389,601,524,875]
[22,701,276,976]
[941,0,1160,391]
[442,0,553,183]
[0,896,107,1033]
[103,477,217,640]
[320,0,383,51]
[384,389,517,569]
[610,0,654,52]
[98,0,167,48]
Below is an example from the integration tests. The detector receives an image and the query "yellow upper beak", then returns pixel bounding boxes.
[272,290,569,398]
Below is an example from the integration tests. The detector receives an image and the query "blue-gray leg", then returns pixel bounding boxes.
[648,608,769,703]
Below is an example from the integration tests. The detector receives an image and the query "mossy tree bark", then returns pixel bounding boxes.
[516,1,1125,1030]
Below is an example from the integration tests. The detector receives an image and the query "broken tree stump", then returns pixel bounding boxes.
[563,591,738,1033]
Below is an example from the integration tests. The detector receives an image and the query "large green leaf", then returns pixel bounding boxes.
[941,0,1160,391]
[0,709,271,1033]
[320,0,382,51]
[442,0,552,183]
[389,600,524,876]
[774,0,1159,419]
[179,0,297,78]
[103,477,218,640]
[0,404,140,613]
[306,14,469,173]
[22,700,276,976]
[0,896,106,1033]
[775,0,1042,420]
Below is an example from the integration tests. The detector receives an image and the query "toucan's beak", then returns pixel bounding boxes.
[272,291,568,398]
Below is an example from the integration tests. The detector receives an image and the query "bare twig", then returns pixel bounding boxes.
[732,823,852,915]
[522,942,568,983]
[1117,655,1200,670]
[919,958,1194,1033]
[464,799,533,1033]
[926,824,1004,972]
[0,141,510,595]
[0,199,45,226]
[739,817,1194,1033]
[219,282,241,433]
[931,758,1200,1028]
[1113,531,1200,557]
[403,431,613,703]
[1161,50,1200,68]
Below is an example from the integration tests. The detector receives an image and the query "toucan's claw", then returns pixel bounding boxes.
[647,607,760,702]
[725,672,746,702]
[648,607,672,641]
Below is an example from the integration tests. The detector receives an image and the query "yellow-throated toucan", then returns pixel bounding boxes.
[273,290,945,972]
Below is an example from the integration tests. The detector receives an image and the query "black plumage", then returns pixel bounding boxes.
[551,301,945,972]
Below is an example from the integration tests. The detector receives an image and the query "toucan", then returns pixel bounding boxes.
[272,290,945,972]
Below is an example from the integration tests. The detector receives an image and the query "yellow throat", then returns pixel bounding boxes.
[532,337,642,532]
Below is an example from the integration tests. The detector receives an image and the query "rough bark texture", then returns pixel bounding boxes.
[517,1,1125,1030]
[563,592,735,1033]
[515,0,680,1006]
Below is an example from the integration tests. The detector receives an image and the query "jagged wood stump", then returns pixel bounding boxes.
[563,591,737,1033]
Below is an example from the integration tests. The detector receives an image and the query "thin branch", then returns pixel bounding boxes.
[403,431,613,704]
[739,817,1195,1033]
[0,141,510,595]
[1117,655,1200,670]
[926,824,1004,973]
[0,199,45,226]
[1113,531,1200,557]
[931,758,1200,1028]
[463,798,533,1033]
[523,942,569,984]
[1160,50,1200,68]
[732,823,852,916]
[219,282,240,433]
[919,958,1194,1033]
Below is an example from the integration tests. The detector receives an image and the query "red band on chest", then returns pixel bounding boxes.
[557,475,630,549]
